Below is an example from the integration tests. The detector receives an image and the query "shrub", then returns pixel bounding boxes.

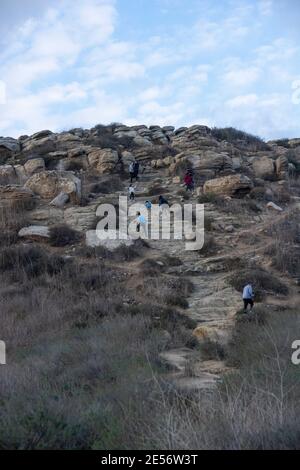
[49,225,81,247]
[0,245,66,278]
[228,267,288,298]
[198,192,219,204]
[211,127,269,151]
[64,160,85,172]
[264,213,300,276]
[89,176,123,194]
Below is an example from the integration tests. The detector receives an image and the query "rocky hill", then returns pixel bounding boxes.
[0,123,299,449]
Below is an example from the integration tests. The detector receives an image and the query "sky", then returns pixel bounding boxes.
[0,0,300,140]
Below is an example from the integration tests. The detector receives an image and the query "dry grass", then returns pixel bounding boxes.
[264,212,300,277]
[228,267,288,299]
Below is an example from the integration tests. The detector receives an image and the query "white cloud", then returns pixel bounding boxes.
[224,66,261,87]
[226,94,258,108]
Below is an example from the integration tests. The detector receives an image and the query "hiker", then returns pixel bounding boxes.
[158,195,169,213]
[128,184,136,201]
[242,283,254,313]
[129,161,135,183]
[184,172,194,191]
[133,160,140,180]
[135,211,148,237]
[116,152,124,172]
[145,200,152,210]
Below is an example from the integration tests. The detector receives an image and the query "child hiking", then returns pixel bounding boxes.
[128,184,136,201]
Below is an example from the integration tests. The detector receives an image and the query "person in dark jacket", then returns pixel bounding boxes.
[133,160,140,180]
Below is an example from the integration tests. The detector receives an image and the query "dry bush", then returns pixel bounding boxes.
[64,160,85,172]
[158,254,182,267]
[146,184,167,197]
[89,176,123,195]
[228,267,288,299]
[49,225,82,247]
[0,240,197,449]
[265,213,300,276]
[200,234,217,255]
[198,192,219,204]
[81,239,148,262]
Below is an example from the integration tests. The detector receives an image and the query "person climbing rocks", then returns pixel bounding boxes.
[128,184,136,201]
[135,211,148,237]
[133,160,140,181]
[115,151,124,172]
[158,195,169,213]
[242,283,254,313]
[184,171,194,191]
[145,200,152,210]
[129,161,135,183]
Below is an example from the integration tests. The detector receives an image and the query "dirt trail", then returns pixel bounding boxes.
[120,167,300,391]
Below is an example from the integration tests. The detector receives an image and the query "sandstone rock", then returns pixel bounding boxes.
[275,155,288,179]
[24,171,81,203]
[86,230,134,250]
[0,165,16,182]
[50,192,70,208]
[0,137,21,154]
[173,176,181,184]
[203,174,253,197]
[68,147,88,158]
[87,148,118,174]
[18,225,50,240]
[22,135,56,155]
[28,207,64,225]
[133,136,153,147]
[188,151,233,177]
[14,165,27,183]
[64,205,98,231]
[30,130,53,140]
[0,185,35,204]
[24,158,45,176]
[267,201,283,212]
[252,156,275,180]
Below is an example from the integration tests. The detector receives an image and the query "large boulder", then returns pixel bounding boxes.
[24,158,45,176]
[0,185,35,205]
[87,148,118,174]
[188,151,233,178]
[24,171,81,203]
[203,174,253,197]
[86,230,134,250]
[18,225,50,241]
[64,205,98,232]
[275,155,289,180]
[252,156,275,180]
[0,165,16,183]
[0,137,21,153]
[22,131,56,155]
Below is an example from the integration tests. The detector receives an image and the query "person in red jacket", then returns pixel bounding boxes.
[184,172,194,191]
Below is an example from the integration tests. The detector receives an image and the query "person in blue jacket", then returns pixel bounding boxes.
[242,283,254,312]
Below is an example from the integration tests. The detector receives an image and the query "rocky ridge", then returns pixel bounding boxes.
[1,123,299,390]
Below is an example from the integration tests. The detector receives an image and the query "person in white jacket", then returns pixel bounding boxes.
[128,184,136,201]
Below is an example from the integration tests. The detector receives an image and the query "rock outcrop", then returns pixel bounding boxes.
[24,158,45,176]
[203,174,253,197]
[87,148,119,174]
[252,156,275,180]
[0,185,35,204]
[18,225,50,240]
[24,171,81,203]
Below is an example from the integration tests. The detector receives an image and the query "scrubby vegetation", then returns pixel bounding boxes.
[211,127,269,151]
